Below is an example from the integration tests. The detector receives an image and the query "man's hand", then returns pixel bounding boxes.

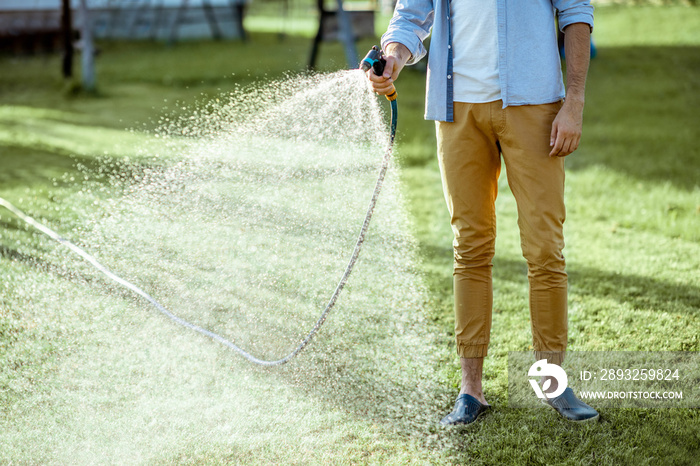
[366,42,411,96]
[549,99,583,157]
[550,22,591,157]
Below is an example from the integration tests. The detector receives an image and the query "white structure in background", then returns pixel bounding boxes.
[379,0,395,15]
[0,0,247,42]
[79,0,95,90]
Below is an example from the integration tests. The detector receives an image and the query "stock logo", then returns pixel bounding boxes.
[528,359,568,399]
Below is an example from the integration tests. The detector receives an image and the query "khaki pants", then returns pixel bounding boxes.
[436,100,567,366]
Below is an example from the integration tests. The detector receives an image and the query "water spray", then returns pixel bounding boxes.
[0,49,397,366]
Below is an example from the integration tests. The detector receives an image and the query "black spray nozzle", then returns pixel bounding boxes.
[360,45,386,77]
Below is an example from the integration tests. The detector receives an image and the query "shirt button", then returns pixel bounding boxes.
[447,75,452,79]
[448,45,451,49]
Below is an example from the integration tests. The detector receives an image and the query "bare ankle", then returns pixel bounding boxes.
[459,357,488,404]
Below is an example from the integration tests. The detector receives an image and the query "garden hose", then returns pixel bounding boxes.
[0,59,398,367]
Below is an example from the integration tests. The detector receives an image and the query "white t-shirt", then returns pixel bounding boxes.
[450,0,501,103]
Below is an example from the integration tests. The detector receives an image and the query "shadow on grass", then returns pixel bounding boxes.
[0,143,173,201]
[415,243,699,317]
[491,255,700,317]
[0,143,141,193]
[568,46,700,190]
[0,145,90,190]
[567,263,700,315]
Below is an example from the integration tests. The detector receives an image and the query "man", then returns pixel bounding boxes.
[367,0,599,424]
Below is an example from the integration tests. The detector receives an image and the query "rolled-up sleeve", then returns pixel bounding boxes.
[554,0,594,32]
[380,0,435,65]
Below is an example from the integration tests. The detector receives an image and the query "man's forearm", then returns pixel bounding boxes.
[549,22,591,157]
[563,23,591,104]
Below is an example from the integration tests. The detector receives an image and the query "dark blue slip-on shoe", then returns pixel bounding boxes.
[547,387,599,422]
[439,394,490,426]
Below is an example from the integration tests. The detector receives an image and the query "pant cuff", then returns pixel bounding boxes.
[534,350,565,366]
[457,342,488,358]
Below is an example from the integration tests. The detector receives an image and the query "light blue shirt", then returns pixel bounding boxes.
[381,0,594,121]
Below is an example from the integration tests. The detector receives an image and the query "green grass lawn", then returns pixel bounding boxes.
[1,5,699,465]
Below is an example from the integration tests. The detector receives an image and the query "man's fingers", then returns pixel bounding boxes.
[549,131,563,157]
[366,67,396,95]
[550,120,558,148]
[550,142,562,157]
[550,123,582,157]
[550,101,584,157]
[365,69,393,94]
[383,56,394,78]
[556,135,574,157]
[373,83,395,94]
[567,136,580,156]
[366,70,387,83]
[383,56,402,81]
[369,80,395,95]
[553,134,581,157]
[561,139,574,157]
